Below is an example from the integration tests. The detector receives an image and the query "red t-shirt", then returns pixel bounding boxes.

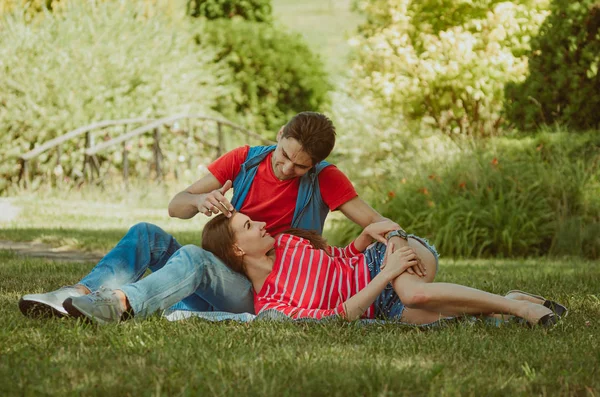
[207,145,357,234]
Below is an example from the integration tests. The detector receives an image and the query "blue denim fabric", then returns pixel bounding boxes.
[363,235,440,320]
[78,223,254,318]
[363,243,405,319]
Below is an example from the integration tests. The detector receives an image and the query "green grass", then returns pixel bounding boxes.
[1,191,598,395]
[0,189,206,253]
[0,189,350,252]
[1,251,599,395]
[272,0,363,76]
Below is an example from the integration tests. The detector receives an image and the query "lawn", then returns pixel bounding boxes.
[1,193,599,395]
[1,192,599,395]
[1,251,599,395]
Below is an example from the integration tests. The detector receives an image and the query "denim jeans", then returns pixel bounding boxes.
[78,222,254,318]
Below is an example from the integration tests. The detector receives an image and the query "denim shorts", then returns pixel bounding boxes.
[363,235,439,320]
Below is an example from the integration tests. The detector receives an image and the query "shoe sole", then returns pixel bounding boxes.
[19,298,67,318]
[62,298,92,323]
[506,290,569,318]
[533,312,559,328]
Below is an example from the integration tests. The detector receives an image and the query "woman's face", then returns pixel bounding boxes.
[230,213,275,257]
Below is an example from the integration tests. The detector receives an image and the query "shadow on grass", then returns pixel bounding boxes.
[0,227,202,253]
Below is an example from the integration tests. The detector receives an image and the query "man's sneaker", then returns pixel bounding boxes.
[68,287,126,324]
[19,286,86,318]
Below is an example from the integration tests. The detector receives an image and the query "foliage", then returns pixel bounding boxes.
[330,130,600,259]
[347,0,550,138]
[504,0,600,131]
[196,18,331,136]
[186,0,272,22]
[0,0,184,20]
[0,1,229,193]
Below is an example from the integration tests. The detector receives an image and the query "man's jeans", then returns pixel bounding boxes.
[78,222,254,318]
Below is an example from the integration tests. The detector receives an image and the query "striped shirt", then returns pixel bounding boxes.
[254,234,375,319]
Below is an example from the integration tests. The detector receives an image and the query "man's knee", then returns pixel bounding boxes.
[177,245,216,269]
[129,222,158,235]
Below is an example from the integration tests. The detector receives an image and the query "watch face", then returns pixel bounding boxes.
[387,230,408,240]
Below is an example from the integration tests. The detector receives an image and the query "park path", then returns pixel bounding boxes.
[0,198,20,222]
[0,198,103,263]
[0,240,103,263]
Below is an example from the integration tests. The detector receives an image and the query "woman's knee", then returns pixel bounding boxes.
[397,285,431,308]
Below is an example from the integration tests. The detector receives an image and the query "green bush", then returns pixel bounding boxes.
[0,1,229,192]
[504,0,600,131]
[347,0,550,138]
[196,18,331,135]
[187,0,272,22]
[329,130,600,259]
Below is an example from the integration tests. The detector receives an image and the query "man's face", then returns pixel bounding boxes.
[271,131,314,180]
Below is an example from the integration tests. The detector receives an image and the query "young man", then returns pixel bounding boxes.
[19,112,410,323]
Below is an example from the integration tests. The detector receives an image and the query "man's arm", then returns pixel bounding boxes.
[168,174,233,219]
[338,197,389,228]
[338,197,425,277]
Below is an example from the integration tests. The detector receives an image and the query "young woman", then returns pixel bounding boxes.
[201,212,566,325]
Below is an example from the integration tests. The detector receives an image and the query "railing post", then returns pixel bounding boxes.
[217,121,224,157]
[21,159,29,189]
[55,145,62,185]
[187,119,193,171]
[153,127,162,181]
[83,131,91,182]
[122,141,129,189]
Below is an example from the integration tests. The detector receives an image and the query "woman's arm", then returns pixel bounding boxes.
[328,220,406,259]
[328,241,362,258]
[328,219,397,258]
[342,244,419,320]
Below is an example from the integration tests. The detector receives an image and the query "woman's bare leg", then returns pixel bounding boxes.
[396,284,552,324]
[391,243,552,323]
[505,291,545,305]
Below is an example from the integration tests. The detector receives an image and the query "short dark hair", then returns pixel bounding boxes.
[281,112,336,165]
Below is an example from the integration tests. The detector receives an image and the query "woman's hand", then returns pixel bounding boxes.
[381,242,424,280]
[354,220,401,252]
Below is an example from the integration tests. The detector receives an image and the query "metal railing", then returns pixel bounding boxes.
[18,114,274,188]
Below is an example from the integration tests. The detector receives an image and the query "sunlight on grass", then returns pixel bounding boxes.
[2,192,205,232]
[0,188,207,251]
[272,0,363,76]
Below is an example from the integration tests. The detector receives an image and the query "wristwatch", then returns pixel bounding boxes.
[385,229,408,241]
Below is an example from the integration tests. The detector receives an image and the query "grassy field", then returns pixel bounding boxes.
[0,189,204,253]
[0,191,599,395]
[0,189,350,253]
[1,251,599,395]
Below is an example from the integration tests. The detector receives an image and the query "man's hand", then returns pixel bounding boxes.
[363,220,401,244]
[354,219,401,251]
[195,180,235,218]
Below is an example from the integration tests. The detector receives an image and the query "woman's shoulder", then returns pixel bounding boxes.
[275,233,313,249]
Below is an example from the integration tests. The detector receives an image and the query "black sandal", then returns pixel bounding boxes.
[506,290,569,318]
